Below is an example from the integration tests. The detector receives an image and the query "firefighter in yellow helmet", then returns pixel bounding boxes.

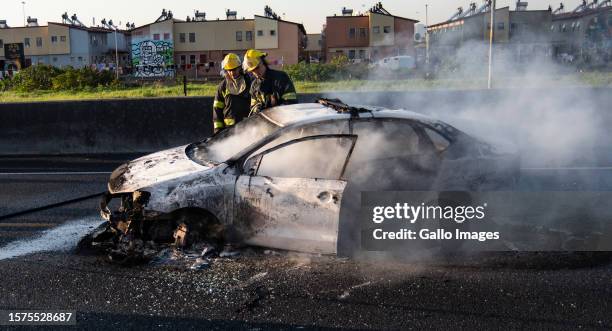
[212,53,253,133]
[243,49,297,115]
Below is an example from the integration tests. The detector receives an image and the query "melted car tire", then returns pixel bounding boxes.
[171,210,225,249]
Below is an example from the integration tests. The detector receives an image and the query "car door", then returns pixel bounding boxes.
[233,134,357,254]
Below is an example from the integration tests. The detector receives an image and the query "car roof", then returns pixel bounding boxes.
[261,102,445,128]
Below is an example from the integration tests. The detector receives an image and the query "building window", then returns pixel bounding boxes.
[348,50,356,59]
[179,33,186,43]
[497,22,504,30]
[190,54,196,64]
[575,22,581,31]
[78,56,83,62]
[36,37,42,47]
[236,31,243,41]
[246,30,253,41]
[561,24,567,32]
[373,26,380,34]
[199,54,207,63]
[60,35,67,42]
[359,49,366,59]
[24,38,31,47]
[349,27,356,39]
[51,36,58,43]
[180,55,186,65]
[189,32,196,43]
[270,30,276,36]
[153,33,160,40]
[550,24,555,31]
[359,27,367,39]
[0,39,3,48]
[318,39,322,46]
[163,33,170,40]
[383,26,391,33]
[53,57,58,62]
[257,30,263,36]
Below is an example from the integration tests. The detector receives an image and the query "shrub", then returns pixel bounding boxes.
[11,64,62,92]
[285,55,370,82]
[51,66,115,90]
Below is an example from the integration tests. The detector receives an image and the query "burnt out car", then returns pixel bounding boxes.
[96,99,519,258]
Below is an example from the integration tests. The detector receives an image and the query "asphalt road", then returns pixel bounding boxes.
[0,156,611,330]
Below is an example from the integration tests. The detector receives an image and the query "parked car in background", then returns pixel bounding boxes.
[371,55,416,71]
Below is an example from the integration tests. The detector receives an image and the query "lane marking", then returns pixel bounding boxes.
[0,217,103,260]
[521,167,612,171]
[0,171,111,176]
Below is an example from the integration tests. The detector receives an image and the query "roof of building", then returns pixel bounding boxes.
[428,6,511,28]
[254,15,306,35]
[326,11,419,23]
[131,18,183,32]
[48,22,129,33]
[175,18,255,24]
[553,5,611,20]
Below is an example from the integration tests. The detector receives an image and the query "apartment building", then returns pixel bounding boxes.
[550,0,611,64]
[131,7,306,78]
[0,16,130,72]
[427,2,553,62]
[323,3,418,62]
[305,33,324,62]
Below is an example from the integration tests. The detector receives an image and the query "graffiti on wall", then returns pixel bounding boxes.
[131,40,175,77]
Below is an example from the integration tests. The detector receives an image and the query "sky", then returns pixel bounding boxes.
[2,0,572,33]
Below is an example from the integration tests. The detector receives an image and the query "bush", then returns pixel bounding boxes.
[1,64,119,92]
[11,64,62,92]
[285,55,371,82]
[51,66,115,91]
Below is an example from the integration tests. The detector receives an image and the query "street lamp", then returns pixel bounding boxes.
[425,4,430,66]
[21,1,26,26]
[487,0,496,89]
[108,19,120,80]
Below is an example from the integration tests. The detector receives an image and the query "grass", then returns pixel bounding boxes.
[0,71,610,103]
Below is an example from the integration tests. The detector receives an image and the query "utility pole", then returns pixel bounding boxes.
[114,29,119,80]
[487,0,496,89]
[21,1,26,26]
[425,4,430,66]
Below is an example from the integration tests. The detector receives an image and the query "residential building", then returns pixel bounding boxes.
[131,7,307,79]
[0,15,130,72]
[550,0,611,65]
[427,2,553,63]
[323,3,418,62]
[305,33,324,62]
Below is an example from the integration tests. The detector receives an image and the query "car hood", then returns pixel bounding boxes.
[109,146,212,193]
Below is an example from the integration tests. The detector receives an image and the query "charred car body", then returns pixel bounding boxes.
[96,99,519,259]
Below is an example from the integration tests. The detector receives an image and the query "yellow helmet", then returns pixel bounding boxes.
[222,53,241,71]
[243,49,267,72]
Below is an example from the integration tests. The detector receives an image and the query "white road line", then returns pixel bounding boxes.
[521,167,612,171]
[0,171,111,176]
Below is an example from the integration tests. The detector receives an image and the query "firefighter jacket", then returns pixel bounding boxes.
[213,74,253,130]
[249,69,297,114]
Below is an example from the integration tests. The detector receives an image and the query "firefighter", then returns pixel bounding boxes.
[242,49,297,115]
[212,53,253,133]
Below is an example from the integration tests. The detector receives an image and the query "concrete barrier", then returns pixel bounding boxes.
[0,87,611,155]
[0,97,213,155]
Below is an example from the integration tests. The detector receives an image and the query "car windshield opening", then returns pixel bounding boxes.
[187,115,280,164]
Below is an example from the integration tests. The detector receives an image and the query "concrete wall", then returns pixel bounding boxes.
[1,88,610,156]
[0,97,213,155]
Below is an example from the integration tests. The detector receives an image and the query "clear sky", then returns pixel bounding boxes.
[3,0,569,33]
